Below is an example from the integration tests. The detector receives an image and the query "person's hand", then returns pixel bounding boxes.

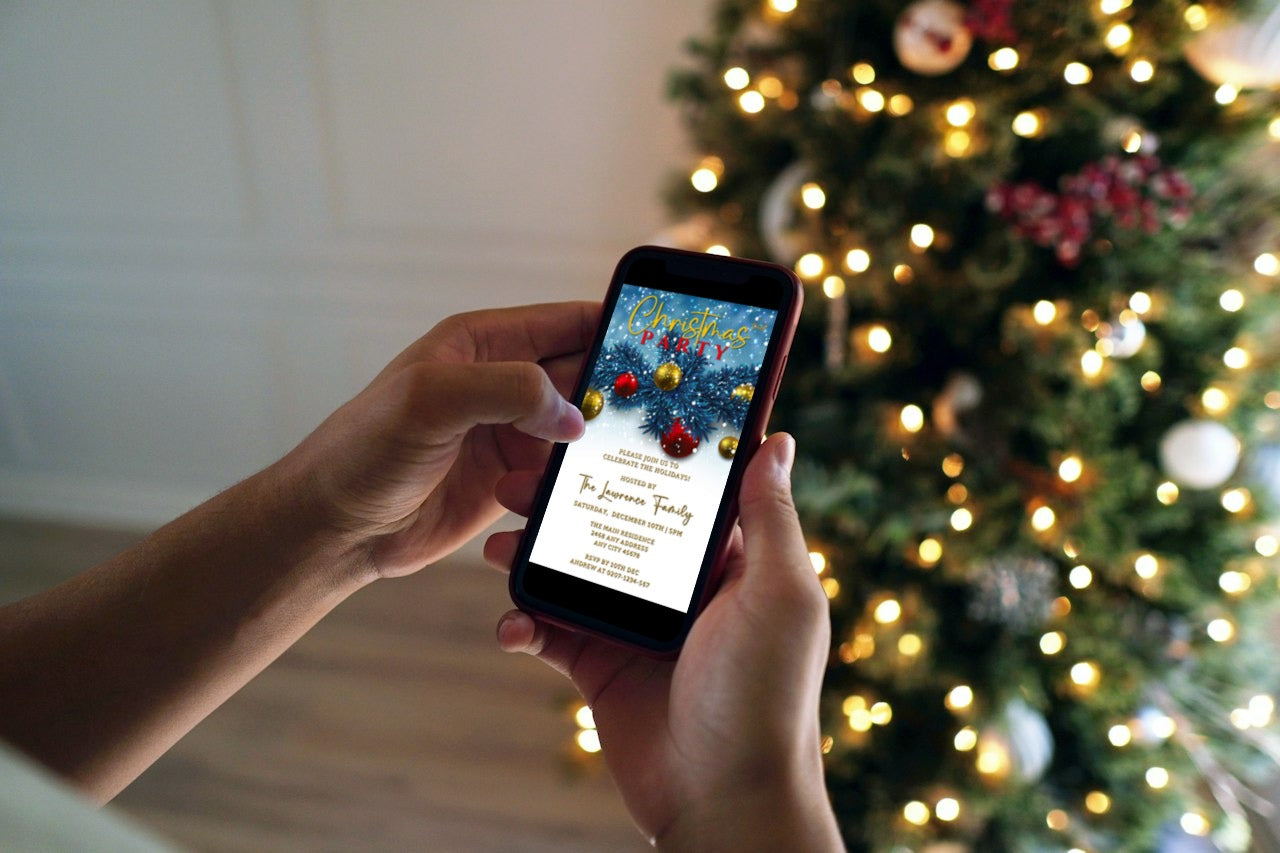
[275,301,599,582]
[484,434,843,851]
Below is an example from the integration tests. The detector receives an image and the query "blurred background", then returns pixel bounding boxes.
[0,2,712,849]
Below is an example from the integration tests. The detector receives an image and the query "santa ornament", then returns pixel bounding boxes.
[894,0,973,75]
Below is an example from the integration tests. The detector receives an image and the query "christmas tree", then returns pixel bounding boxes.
[662,0,1280,849]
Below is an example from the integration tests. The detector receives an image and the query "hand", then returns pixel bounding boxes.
[276,301,599,581]
[484,434,843,851]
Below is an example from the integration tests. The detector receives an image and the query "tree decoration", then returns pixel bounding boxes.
[732,382,755,403]
[718,436,739,459]
[613,371,639,398]
[654,361,684,392]
[661,0,1280,847]
[660,418,700,458]
[581,388,604,421]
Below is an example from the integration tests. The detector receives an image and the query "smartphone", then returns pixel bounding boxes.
[508,245,802,655]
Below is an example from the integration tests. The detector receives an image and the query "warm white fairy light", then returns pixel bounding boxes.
[874,597,903,624]
[723,67,750,90]
[1109,723,1132,746]
[857,87,886,112]
[1081,791,1110,815]
[1129,291,1152,314]
[796,252,825,278]
[1220,288,1245,311]
[1248,694,1275,726]
[1033,300,1057,325]
[1257,252,1280,276]
[1012,111,1042,138]
[809,551,827,573]
[1215,83,1239,105]
[867,324,893,353]
[1064,62,1093,85]
[1031,505,1056,532]
[951,508,974,531]
[1122,129,1143,153]
[1129,59,1155,83]
[1100,0,1132,13]
[851,62,876,85]
[1221,487,1250,513]
[822,577,840,599]
[1271,116,1280,139]
[1156,481,1180,505]
[1181,812,1211,836]
[800,182,827,210]
[945,99,976,127]
[944,129,972,158]
[1185,4,1209,30]
[1223,346,1250,369]
[739,90,765,113]
[903,800,930,825]
[1070,660,1101,688]
[1219,570,1251,594]
[768,0,797,12]
[1058,455,1083,483]
[1149,714,1176,740]
[1046,809,1069,831]
[1069,565,1093,589]
[954,726,978,751]
[844,248,870,273]
[910,223,936,249]
[1040,631,1066,655]
[989,47,1019,71]
[691,168,719,193]
[1105,22,1133,50]
[757,75,783,98]
[1081,350,1104,378]
[976,740,1010,776]
[898,633,923,656]
[918,538,942,566]
[1134,553,1159,579]
[1141,371,1162,392]
[576,728,601,752]
[900,404,925,433]
[705,244,731,256]
[822,275,845,298]
[1256,534,1279,556]
[888,94,914,116]
[935,798,961,822]
[1145,766,1170,789]
[946,684,974,711]
[870,701,893,725]
[1201,386,1230,414]
[1207,618,1235,642]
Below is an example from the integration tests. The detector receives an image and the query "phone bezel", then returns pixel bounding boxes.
[509,245,802,654]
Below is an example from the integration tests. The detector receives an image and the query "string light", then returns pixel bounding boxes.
[1201,386,1229,414]
[945,99,976,127]
[822,577,841,599]
[1145,767,1170,789]
[954,726,978,751]
[1134,553,1159,579]
[935,798,961,822]
[1108,723,1132,746]
[867,324,893,352]
[691,158,722,192]
[767,0,797,12]
[1069,565,1093,589]
[1033,300,1057,324]
[1123,129,1144,153]
[1081,350,1104,378]
[723,67,750,90]
[870,701,893,725]
[1031,505,1056,532]
[1040,631,1066,655]
[1129,291,1152,314]
[1257,252,1280,276]
[1218,570,1250,594]
[874,597,903,624]
[898,633,923,655]
[944,129,972,157]
[942,453,964,477]
[705,244,731,256]
[900,404,924,432]
[1268,391,1280,409]
[1207,618,1235,642]
[857,87,886,112]
[739,90,765,113]
[1051,596,1072,617]
[809,551,827,573]
[796,252,825,278]
[1223,346,1250,369]
[1064,62,1093,85]
[1249,694,1275,726]
[1100,0,1132,13]
[1070,660,1101,688]
[1271,116,1280,139]
[910,223,935,249]
[844,248,871,273]
[946,684,974,711]
[947,483,968,503]
[757,75,784,98]
[1256,534,1279,556]
[1012,110,1043,138]
[989,47,1020,71]
[1105,23,1133,51]
[976,740,1010,776]
[1181,813,1210,836]
[1085,791,1112,814]
[1222,488,1250,513]
[1046,810,1069,831]
[801,182,827,209]
[951,508,974,531]
[1185,4,1209,30]
[1156,481,1179,505]
[822,275,845,298]
[576,728,601,753]
[1058,455,1083,482]
[893,263,915,283]
[903,800,930,825]
[1141,371,1163,392]
[851,62,876,84]
[1219,288,1245,311]
[887,94,914,116]
[1129,59,1155,83]
[1215,83,1239,105]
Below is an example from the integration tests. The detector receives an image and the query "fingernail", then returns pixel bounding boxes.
[776,433,796,475]
[559,398,586,440]
[496,613,518,647]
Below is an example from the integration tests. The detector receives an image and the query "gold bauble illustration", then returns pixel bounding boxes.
[718,436,739,459]
[581,387,604,420]
[654,362,683,391]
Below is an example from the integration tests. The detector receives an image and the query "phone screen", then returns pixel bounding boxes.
[513,249,797,650]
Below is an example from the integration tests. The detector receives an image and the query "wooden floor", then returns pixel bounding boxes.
[0,517,649,852]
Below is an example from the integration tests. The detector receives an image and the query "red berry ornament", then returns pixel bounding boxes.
[660,418,700,458]
[614,371,639,398]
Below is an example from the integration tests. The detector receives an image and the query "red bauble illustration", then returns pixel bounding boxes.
[614,371,639,398]
[660,418,700,458]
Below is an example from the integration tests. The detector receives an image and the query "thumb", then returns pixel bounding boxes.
[734,433,813,591]
[394,361,585,443]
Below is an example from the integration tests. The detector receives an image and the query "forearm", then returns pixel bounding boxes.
[0,461,368,802]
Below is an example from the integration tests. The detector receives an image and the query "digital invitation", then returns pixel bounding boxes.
[529,283,778,612]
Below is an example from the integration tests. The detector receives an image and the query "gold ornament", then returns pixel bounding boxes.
[654,362,683,391]
[732,383,755,403]
[581,388,604,420]
[718,436,739,459]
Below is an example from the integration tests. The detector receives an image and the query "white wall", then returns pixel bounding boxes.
[0,1,712,528]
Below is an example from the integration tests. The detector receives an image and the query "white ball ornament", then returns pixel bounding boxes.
[1184,0,1280,88]
[759,161,814,266]
[894,0,973,76]
[1099,316,1146,359]
[1159,419,1241,490]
